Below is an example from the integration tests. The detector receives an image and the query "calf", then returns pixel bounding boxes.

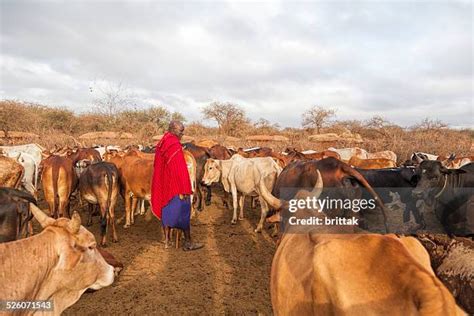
[78,161,120,246]
[0,205,114,315]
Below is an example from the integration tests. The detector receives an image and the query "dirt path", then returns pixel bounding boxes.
[64,196,276,315]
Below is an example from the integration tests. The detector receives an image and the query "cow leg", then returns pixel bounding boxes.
[140,199,146,215]
[131,197,138,225]
[255,197,269,233]
[196,184,204,211]
[87,203,94,226]
[231,185,238,224]
[124,191,132,228]
[238,195,245,220]
[109,194,118,243]
[100,209,107,247]
[205,185,212,206]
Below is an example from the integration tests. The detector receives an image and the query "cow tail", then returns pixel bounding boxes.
[342,164,390,233]
[52,164,60,218]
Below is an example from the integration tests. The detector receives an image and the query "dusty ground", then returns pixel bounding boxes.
[63,194,276,315]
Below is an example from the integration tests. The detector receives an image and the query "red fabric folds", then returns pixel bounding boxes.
[151,132,192,219]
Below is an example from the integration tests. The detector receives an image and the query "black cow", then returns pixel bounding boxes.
[356,167,425,228]
[413,161,474,236]
[0,188,37,243]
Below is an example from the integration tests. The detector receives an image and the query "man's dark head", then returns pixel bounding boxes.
[168,120,185,139]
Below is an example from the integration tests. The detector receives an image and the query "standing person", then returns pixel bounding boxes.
[151,121,203,251]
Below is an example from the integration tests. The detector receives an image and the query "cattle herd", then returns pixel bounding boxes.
[0,140,473,314]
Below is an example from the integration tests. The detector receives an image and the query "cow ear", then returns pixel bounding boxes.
[67,212,82,234]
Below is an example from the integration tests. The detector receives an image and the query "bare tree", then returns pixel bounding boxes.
[90,81,137,117]
[411,118,448,131]
[302,106,336,134]
[253,118,280,134]
[202,101,249,136]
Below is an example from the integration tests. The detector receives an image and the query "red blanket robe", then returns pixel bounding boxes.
[151,132,192,219]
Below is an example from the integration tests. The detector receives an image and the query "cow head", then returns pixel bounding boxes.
[29,204,114,296]
[202,159,221,185]
[412,160,465,206]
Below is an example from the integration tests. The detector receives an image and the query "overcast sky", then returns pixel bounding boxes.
[1,0,472,128]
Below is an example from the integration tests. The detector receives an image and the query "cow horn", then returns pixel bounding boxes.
[415,153,423,164]
[67,211,82,234]
[294,170,323,200]
[30,203,55,228]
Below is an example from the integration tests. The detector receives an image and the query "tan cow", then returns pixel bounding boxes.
[40,155,77,218]
[328,147,368,163]
[0,155,24,188]
[348,156,397,169]
[367,150,397,162]
[202,154,282,232]
[271,232,466,315]
[440,154,473,169]
[0,205,114,315]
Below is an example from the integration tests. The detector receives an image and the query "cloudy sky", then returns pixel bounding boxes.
[1,0,472,128]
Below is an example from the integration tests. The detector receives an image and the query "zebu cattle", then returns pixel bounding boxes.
[413,161,474,236]
[77,161,120,246]
[441,154,473,169]
[367,150,397,163]
[328,147,368,163]
[348,156,397,169]
[0,143,44,172]
[271,232,466,315]
[0,188,36,242]
[66,147,102,164]
[0,206,114,315]
[237,147,273,158]
[40,154,77,218]
[1,150,38,195]
[0,155,24,189]
[208,144,233,160]
[202,154,282,232]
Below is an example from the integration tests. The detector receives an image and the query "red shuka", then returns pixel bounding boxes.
[151,132,192,219]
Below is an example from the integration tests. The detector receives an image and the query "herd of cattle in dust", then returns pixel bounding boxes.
[0,140,473,315]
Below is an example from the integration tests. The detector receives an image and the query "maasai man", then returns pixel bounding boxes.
[151,121,204,250]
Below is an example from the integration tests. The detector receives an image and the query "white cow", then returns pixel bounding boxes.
[328,147,368,162]
[0,144,44,194]
[202,154,282,232]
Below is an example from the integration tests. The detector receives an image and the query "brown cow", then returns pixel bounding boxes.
[348,156,397,169]
[0,155,24,189]
[440,154,473,169]
[367,150,397,162]
[271,232,466,315]
[208,144,233,160]
[104,151,153,228]
[40,154,77,218]
[0,205,114,315]
[66,147,102,164]
[182,143,212,210]
[0,188,36,242]
[78,161,120,246]
[237,147,273,158]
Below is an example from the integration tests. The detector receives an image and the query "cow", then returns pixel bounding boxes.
[237,146,273,158]
[356,167,425,228]
[0,205,115,315]
[2,150,38,196]
[92,145,121,158]
[0,155,24,189]
[441,154,473,169]
[202,154,282,232]
[208,144,233,160]
[284,148,341,161]
[270,232,466,315]
[184,150,198,217]
[0,143,44,172]
[348,156,397,169]
[103,151,153,228]
[328,147,368,162]
[411,152,439,164]
[182,143,212,211]
[77,161,120,246]
[40,154,77,218]
[413,161,474,236]
[65,147,102,164]
[0,188,36,242]
[260,157,389,233]
[367,150,397,162]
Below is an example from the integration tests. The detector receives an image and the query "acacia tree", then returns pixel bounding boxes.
[301,106,336,134]
[90,81,137,117]
[202,101,249,136]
